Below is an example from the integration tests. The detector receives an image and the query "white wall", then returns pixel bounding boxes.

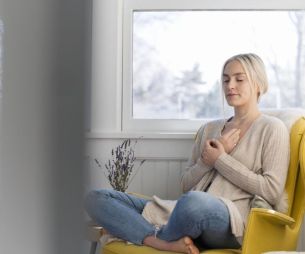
[90,0,123,133]
[86,137,193,198]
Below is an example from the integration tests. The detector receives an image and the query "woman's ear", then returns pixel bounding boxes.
[257,91,261,103]
[254,83,261,102]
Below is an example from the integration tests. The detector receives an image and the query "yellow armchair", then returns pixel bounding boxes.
[103,116,305,254]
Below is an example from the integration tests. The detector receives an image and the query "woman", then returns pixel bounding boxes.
[85,53,290,254]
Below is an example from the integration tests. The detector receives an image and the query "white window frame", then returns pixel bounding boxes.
[121,0,305,133]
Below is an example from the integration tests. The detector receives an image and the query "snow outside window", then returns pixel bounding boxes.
[122,2,305,132]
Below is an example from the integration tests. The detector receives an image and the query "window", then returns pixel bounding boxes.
[122,1,305,132]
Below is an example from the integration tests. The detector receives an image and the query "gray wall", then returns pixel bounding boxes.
[0,0,91,253]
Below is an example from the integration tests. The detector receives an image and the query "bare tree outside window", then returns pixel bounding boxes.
[132,11,305,120]
[289,11,305,107]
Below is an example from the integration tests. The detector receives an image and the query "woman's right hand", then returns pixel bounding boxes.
[201,139,225,167]
[218,128,240,154]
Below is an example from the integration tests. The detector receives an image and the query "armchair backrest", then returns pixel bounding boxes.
[262,108,305,216]
[286,116,305,216]
[259,109,305,249]
[288,116,305,238]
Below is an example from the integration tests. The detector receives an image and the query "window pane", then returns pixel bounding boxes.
[132,10,305,119]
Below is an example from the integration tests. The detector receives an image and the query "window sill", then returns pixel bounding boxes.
[85,131,195,140]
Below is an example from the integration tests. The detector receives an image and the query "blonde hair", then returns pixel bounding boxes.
[221,53,269,101]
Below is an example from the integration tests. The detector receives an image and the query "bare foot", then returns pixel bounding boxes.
[168,236,199,254]
[143,235,199,254]
[183,237,200,254]
[101,228,108,235]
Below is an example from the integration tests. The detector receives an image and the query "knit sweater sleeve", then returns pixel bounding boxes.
[214,119,290,205]
[180,124,214,193]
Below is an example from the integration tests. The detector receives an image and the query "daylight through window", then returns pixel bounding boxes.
[132,11,305,120]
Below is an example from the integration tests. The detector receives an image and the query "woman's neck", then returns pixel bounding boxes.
[232,106,261,125]
[223,107,261,140]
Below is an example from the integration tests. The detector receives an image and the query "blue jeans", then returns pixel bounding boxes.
[85,189,241,249]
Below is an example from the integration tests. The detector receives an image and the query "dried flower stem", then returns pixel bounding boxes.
[94,138,145,192]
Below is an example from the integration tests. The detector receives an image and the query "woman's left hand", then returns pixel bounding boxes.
[201,139,225,167]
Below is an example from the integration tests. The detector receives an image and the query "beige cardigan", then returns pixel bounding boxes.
[142,114,290,244]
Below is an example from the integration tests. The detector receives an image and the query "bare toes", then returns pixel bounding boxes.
[188,245,199,254]
[184,236,193,245]
[184,237,199,254]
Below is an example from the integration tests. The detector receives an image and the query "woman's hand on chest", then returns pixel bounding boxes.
[218,128,241,154]
[201,139,226,167]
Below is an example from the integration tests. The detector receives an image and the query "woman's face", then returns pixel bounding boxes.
[222,60,257,108]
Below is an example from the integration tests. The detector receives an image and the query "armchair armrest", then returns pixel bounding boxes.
[249,208,295,226]
[242,208,296,254]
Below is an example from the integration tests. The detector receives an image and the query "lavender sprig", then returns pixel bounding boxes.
[95,137,145,192]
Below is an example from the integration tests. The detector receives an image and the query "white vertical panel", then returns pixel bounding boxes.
[181,160,188,171]
[86,157,189,199]
[140,161,155,197]
[91,0,122,132]
[91,157,111,190]
[154,161,169,199]
[168,161,183,199]
[180,160,189,192]
[127,160,144,193]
